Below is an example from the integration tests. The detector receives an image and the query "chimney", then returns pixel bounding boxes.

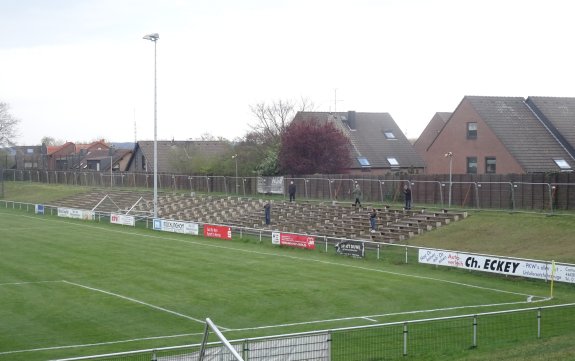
[347,111,356,130]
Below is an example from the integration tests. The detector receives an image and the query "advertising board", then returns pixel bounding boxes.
[272,232,316,250]
[419,248,575,284]
[153,219,199,235]
[203,224,232,240]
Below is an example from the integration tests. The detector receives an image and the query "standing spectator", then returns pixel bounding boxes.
[352,183,363,208]
[288,181,296,202]
[264,201,271,225]
[369,208,377,233]
[403,184,412,210]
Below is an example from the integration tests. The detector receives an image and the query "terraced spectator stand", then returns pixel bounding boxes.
[51,190,468,244]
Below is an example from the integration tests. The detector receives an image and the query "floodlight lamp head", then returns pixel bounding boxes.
[143,33,159,41]
[444,152,453,157]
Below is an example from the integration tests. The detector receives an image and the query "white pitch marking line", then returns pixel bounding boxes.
[62,281,220,329]
[0,280,63,286]
[227,298,552,332]
[362,317,378,322]
[0,332,206,356]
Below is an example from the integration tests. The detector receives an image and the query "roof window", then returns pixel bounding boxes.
[387,157,399,167]
[383,131,396,139]
[554,159,572,171]
[357,157,371,167]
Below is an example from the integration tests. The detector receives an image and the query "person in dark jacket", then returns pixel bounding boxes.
[288,181,296,202]
[404,185,412,210]
[264,201,271,225]
[369,208,377,233]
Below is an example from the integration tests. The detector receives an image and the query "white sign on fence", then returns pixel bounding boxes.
[110,213,135,226]
[418,248,575,284]
[257,176,284,194]
[153,219,199,235]
[57,207,94,221]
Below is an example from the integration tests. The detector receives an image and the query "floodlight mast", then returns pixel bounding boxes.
[143,32,159,218]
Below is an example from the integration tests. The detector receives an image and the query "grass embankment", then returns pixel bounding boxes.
[410,210,575,264]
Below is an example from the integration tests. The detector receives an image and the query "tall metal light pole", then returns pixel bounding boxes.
[445,152,453,208]
[143,33,159,218]
[232,154,238,194]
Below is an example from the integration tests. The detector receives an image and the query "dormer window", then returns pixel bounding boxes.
[554,159,572,171]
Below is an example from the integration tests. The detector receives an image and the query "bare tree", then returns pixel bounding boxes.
[249,97,315,146]
[0,102,20,147]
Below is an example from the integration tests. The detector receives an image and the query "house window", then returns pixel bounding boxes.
[387,157,399,167]
[467,122,477,139]
[554,159,572,171]
[141,155,146,171]
[467,157,477,174]
[383,131,396,139]
[357,157,371,167]
[485,157,496,174]
[27,148,34,154]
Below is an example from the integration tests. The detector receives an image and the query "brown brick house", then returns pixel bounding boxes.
[421,96,574,174]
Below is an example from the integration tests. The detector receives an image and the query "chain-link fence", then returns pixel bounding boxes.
[3,169,575,212]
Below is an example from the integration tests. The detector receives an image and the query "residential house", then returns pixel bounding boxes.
[293,111,425,174]
[39,140,132,172]
[421,96,574,174]
[126,140,232,174]
[10,144,48,170]
[47,142,76,170]
[413,112,451,158]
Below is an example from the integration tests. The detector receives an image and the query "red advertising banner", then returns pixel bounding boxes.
[272,232,315,250]
[203,224,232,240]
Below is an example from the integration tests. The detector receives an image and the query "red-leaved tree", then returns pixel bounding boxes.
[279,120,351,175]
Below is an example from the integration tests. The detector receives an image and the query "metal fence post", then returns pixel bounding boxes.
[403,322,408,356]
[537,308,541,339]
[472,315,477,348]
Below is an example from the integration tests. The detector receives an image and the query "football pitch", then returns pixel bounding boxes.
[1,208,574,360]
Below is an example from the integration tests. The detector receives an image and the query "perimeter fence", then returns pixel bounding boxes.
[3,169,575,212]
[50,304,575,361]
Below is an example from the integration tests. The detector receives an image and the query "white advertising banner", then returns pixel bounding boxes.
[153,219,199,235]
[257,176,284,194]
[110,213,135,227]
[57,207,94,221]
[418,248,575,284]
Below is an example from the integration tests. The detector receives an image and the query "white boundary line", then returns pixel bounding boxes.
[61,281,214,329]
[226,297,552,332]
[0,280,63,286]
[0,332,205,356]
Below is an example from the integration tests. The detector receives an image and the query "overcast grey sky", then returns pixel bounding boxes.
[1,0,574,145]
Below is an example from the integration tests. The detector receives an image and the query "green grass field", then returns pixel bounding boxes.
[1,182,575,360]
[1,205,575,360]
